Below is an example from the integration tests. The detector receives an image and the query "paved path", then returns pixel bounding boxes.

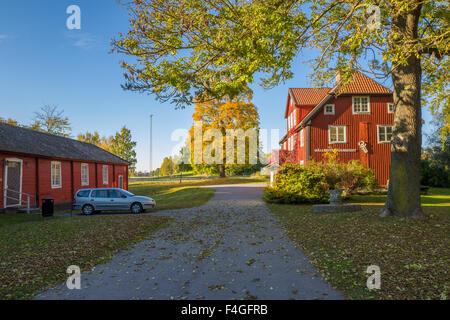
[35,184,343,300]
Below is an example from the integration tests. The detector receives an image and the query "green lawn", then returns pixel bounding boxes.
[0,213,44,228]
[0,214,169,300]
[130,185,216,211]
[347,188,450,207]
[267,188,450,300]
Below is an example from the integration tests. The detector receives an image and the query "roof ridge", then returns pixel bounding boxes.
[0,122,129,164]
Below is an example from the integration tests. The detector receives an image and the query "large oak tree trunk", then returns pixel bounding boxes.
[381,3,424,218]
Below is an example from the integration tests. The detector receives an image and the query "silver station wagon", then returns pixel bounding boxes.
[73,188,156,215]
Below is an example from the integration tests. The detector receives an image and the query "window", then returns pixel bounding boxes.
[108,190,122,198]
[51,161,62,189]
[378,125,393,143]
[300,160,304,166]
[118,175,124,189]
[102,165,109,185]
[288,135,294,151]
[352,96,370,114]
[92,190,108,198]
[300,129,304,147]
[81,163,89,186]
[324,104,335,115]
[329,126,347,144]
[293,109,297,127]
[388,103,394,114]
[77,190,91,198]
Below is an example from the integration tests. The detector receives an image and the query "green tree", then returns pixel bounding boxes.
[160,157,175,176]
[109,126,138,174]
[77,131,101,146]
[421,117,450,187]
[112,0,449,218]
[30,105,71,137]
[175,146,193,173]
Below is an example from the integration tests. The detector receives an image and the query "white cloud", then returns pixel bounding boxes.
[66,32,98,49]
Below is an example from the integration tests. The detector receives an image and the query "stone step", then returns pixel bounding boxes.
[16,207,41,214]
[3,206,41,214]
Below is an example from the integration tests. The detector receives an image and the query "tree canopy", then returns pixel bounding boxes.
[78,127,137,173]
[112,0,448,124]
[113,0,449,217]
[109,126,138,173]
[30,105,72,137]
[187,91,260,177]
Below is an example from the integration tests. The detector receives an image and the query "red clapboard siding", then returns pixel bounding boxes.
[308,95,393,186]
[1,154,129,209]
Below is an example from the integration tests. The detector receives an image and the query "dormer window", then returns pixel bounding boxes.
[352,96,370,114]
[324,104,335,115]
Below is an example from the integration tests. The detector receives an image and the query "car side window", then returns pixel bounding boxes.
[92,190,108,198]
[108,190,122,198]
[77,190,91,198]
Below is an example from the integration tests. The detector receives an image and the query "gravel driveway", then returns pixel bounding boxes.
[35,183,343,300]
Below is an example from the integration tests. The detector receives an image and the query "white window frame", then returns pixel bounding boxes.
[387,103,394,114]
[118,175,124,189]
[352,96,370,114]
[328,125,347,144]
[293,109,297,127]
[102,165,109,185]
[300,129,304,147]
[324,104,335,115]
[81,163,89,186]
[377,125,393,144]
[51,161,62,189]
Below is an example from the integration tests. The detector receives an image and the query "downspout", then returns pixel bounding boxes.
[35,158,40,208]
[95,164,98,188]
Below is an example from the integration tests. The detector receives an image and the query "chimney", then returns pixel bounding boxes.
[336,72,342,84]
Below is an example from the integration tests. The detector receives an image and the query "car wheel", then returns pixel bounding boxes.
[131,203,143,214]
[82,204,95,216]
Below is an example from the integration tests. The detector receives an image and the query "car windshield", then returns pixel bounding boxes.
[121,190,135,197]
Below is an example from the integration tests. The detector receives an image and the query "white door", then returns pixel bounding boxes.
[4,159,23,207]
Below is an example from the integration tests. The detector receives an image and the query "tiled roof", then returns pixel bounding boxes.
[289,88,331,106]
[294,71,392,131]
[334,71,392,95]
[0,123,129,164]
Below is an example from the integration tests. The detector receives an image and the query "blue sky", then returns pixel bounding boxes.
[0,1,434,171]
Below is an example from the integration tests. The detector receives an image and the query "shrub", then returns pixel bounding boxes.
[263,165,329,204]
[264,150,378,204]
[420,159,450,187]
[308,150,378,192]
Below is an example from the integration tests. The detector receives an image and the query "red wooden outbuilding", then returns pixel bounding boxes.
[0,123,129,211]
[279,71,394,187]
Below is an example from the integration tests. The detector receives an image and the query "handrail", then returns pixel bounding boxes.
[4,188,35,199]
[4,188,38,214]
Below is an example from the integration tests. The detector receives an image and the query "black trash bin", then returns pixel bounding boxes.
[42,198,55,217]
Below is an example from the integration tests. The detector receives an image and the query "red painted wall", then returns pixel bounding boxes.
[307,94,393,186]
[0,153,129,208]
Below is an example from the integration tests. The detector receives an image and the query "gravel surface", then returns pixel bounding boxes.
[35,183,343,300]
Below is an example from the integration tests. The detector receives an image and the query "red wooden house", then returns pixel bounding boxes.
[0,123,129,211]
[279,71,393,187]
